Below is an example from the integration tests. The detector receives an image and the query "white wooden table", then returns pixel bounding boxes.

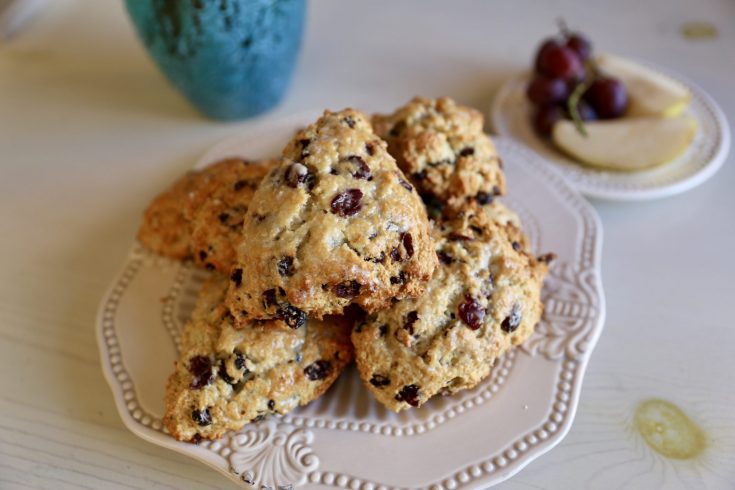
[1,1,733,488]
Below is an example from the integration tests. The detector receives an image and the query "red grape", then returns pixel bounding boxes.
[566,33,593,61]
[534,38,562,74]
[537,43,585,81]
[533,105,564,138]
[584,76,628,119]
[526,75,569,106]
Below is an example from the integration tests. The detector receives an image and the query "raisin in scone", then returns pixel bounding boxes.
[164,275,353,442]
[352,206,549,412]
[226,109,437,323]
[372,96,506,209]
[137,158,274,272]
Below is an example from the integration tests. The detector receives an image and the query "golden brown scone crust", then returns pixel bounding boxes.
[373,96,506,210]
[352,206,547,412]
[137,158,275,273]
[164,275,353,442]
[226,109,437,324]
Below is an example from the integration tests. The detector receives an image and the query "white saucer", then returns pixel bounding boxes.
[490,61,730,201]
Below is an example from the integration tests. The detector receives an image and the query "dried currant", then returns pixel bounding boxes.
[268,399,275,410]
[401,232,414,258]
[501,304,522,333]
[404,310,419,334]
[437,251,454,265]
[475,191,493,205]
[396,173,413,191]
[395,384,420,407]
[512,241,521,251]
[262,288,278,309]
[219,359,236,385]
[188,356,213,389]
[333,280,361,298]
[370,374,391,387]
[330,189,363,217]
[458,295,485,330]
[459,147,475,157]
[284,163,310,188]
[278,304,307,329]
[304,360,331,380]
[192,408,212,426]
[343,116,356,128]
[230,268,243,287]
[277,256,294,277]
[390,271,407,285]
[345,155,371,180]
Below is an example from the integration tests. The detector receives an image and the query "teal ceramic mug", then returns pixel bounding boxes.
[125,0,306,120]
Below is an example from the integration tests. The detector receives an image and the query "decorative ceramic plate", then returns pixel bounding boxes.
[97,114,606,489]
[490,61,730,201]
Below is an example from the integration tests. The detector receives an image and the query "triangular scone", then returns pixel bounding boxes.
[352,206,549,412]
[164,275,353,442]
[226,109,437,324]
[373,96,506,210]
[137,158,275,273]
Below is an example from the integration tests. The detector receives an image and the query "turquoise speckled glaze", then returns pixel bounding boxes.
[125,0,305,120]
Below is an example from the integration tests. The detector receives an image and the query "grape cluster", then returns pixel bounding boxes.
[527,27,628,137]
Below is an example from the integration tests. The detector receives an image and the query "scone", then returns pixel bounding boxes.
[352,206,549,412]
[226,109,437,324]
[137,158,274,273]
[164,275,353,442]
[373,96,506,209]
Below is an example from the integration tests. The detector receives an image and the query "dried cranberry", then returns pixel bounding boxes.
[501,304,522,333]
[333,280,361,298]
[458,295,485,330]
[330,189,363,217]
[459,147,475,157]
[285,163,310,188]
[192,408,211,426]
[230,268,243,287]
[346,155,372,180]
[188,356,213,389]
[437,251,454,264]
[401,232,414,258]
[397,173,413,191]
[475,191,493,205]
[395,384,420,406]
[304,360,331,380]
[277,256,294,277]
[370,374,391,387]
[278,304,307,329]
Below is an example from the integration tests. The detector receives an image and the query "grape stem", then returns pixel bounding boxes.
[567,78,592,137]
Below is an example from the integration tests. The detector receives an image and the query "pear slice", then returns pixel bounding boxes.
[552,116,696,171]
[597,53,692,117]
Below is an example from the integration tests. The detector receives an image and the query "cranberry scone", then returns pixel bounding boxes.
[164,275,353,442]
[372,96,506,210]
[352,206,550,412]
[226,109,437,324]
[137,158,274,273]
